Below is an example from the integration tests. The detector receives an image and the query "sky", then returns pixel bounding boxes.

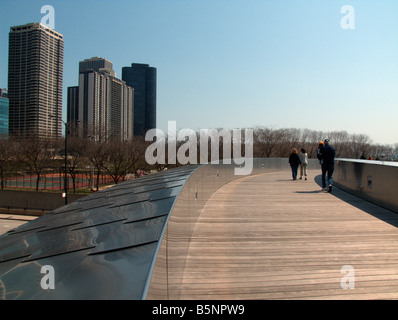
[0,0,397,144]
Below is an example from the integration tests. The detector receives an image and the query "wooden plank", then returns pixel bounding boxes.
[177,170,398,299]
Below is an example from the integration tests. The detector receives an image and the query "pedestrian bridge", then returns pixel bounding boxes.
[0,158,397,299]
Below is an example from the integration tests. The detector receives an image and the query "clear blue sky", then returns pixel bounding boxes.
[1,0,397,144]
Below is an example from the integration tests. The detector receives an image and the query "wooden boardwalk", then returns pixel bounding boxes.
[178,170,398,299]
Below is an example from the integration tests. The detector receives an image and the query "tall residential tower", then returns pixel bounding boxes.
[8,22,64,138]
[67,57,134,141]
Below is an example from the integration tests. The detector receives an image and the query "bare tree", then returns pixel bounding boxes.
[327,131,349,158]
[347,133,372,159]
[273,128,301,157]
[0,135,13,189]
[14,135,58,191]
[85,137,110,191]
[102,140,131,184]
[370,144,394,160]
[306,130,324,158]
[127,136,151,177]
[254,126,277,158]
[66,136,88,193]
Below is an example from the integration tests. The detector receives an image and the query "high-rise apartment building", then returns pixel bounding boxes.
[0,89,9,137]
[79,56,114,75]
[67,57,134,141]
[8,22,64,138]
[122,63,156,136]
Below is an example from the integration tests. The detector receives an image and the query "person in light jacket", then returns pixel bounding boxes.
[298,148,308,180]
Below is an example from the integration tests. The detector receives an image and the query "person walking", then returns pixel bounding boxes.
[318,139,335,192]
[298,148,308,180]
[288,148,301,180]
[317,141,324,164]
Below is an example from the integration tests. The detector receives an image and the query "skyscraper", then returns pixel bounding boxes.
[79,56,114,75]
[122,63,156,136]
[67,57,134,141]
[66,86,79,136]
[8,22,64,138]
[0,89,9,137]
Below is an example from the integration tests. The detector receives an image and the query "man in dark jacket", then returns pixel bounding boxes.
[319,139,335,192]
[288,148,301,180]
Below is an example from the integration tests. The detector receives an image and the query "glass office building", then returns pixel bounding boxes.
[0,89,8,137]
[122,63,156,136]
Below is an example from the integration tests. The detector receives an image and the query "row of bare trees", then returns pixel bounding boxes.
[0,135,154,192]
[0,127,396,191]
[253,126,398,160]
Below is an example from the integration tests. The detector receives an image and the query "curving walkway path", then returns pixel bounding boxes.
[178,170,398,299]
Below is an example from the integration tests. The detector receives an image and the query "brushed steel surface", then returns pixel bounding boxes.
[335,159,398,213]
[0,165,198,299]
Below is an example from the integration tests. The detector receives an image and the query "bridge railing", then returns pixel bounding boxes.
[334,159,398,214]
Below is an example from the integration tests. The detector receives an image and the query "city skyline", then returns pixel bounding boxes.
[1,0,398,144]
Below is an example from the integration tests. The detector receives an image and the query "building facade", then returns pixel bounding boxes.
[66,86,79,136]
[79,56,114,75]
[68,57,134,141]
[8,22,63,138]
[0,89,9,137]
[122,63,156,136]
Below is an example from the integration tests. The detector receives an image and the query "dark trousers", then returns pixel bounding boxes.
[290,165,299,180]
[321,163,334,188]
